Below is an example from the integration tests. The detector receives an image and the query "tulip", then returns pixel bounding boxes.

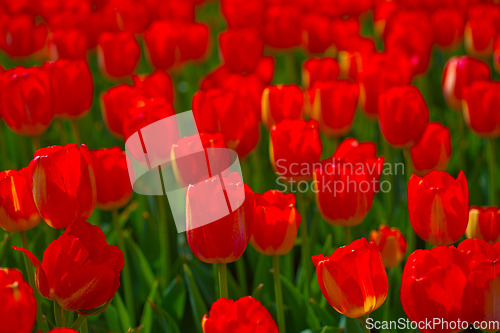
[410,122,452,176]
[302,57,339,90]
[464,4,500,58]
[30,144,97,229]
[457,239,500,332]
[309,81,359,137]
[157,0,195,22]
[0,168,40,233]
[0,268,37,333]
[132,69,174,104]
[270,119,322,182]
[466,206,500,244]
[0,14,47,57]
[47,329,79,333]
[251,190,301,256]
[101,83,138,140]
[463,80,500,138]
[358,51,413,118]
[314,138,384,227]
[442,56,491,112]
[330,17,360,51]
[186,172,254,264]
[263,5,302,49]
[407,171,469,246]
[312,238,388,319]
[401,246,475,333]
[261,84,304,130]
[89,147,133,211]
[47,29,88,60]
[302,13,333,54]
[431,8,464,50]
[219,28,264,74]
[201,296,279,333]
[14,221,124,312]
[100,0,150,33]
[0,67,54,137]
[220,0,265,30]
[338,36,375,81]
[369,225,407,270]
[43,59,94,120]
[494,35,500,74]
[378,86,429,148]
[97,31,141,78]
[373,1,400,37]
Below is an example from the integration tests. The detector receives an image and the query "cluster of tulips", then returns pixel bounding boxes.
[1,0,500,332]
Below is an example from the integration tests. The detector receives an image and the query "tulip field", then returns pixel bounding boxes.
[2,0,500,333]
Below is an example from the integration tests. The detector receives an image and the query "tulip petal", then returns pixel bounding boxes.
[12,246,50,299]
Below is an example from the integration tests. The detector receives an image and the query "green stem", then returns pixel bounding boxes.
[31,136,41,154]
[71,315,89,331]
[19,231,47,333]
[156,195,171,289]
[488,139,497,206]
[458,114,467,174]
[296,190,311,298]
[70,120,81,145]
[235,256,248,294]
[112,210,136,326]
[403,150,416,252]
[344,226,352,245]
[81,320,89,333]
[213,264,219,297]
[359,314,370,333]
[54,301,65,328]
[382,269,393,333]
[381,139,394,219]
[217,263,228,299]
[283,251,293,281]
[272,255,286,333]
[285,52,298,84]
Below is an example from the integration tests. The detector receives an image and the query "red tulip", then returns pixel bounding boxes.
[186,172,254,264]
[263,5,302,49]
[270,119,322,181]
[202,296,279,333]
[97,31,141,78]
[401,246,475,333]
[464,4,500,58]
[131,69,174,104]
[157,0,195,22]
[312,238,388,319]
[373,0,400,37]
[14,221,124,312]
[302,13,333,54]
[458,238,500,332]
[309,81,359,137]
[0,66,54,136]
[30,144,97,229]
[410,122,452,176]
[47,28,88,60]
[43,59,93,120]
[338,36,375,81]
[0,14,47,57]
[220,0,265,30]
[431,8,464,50]
[358,51,413,119]
[408,171,469,246]
[442,56,491,112]
[219,28,264,74]
[0,268,37,333]
[378,85,429,148]
[251,190,301,256]
[369,225,407,270]
[47,329,79,333]
[261,84,304,130]
[313,138,384,227]
[302,57,339,90]
[463,80,500,138]
[466,206,500,244]
[100,83,138,140]
[101,0,150,33]
[330,17,360,51]
[0,168,40,233]
[89,147,133,211]
[192,88,260,159]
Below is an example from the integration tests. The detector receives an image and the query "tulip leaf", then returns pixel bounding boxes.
[161,275,186,323]
[309,298,338,327]
[183,264,208,333]
[103,304,122,333]
[139,279,160,333]
[280,274,310,331]
[300,327,344,333]
[113,293,132,332]
[125,232,156,288]
[151,299,181,333]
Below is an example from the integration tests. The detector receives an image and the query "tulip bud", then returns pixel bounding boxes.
[302,13,333,54]
[314,138,384,227]
[373,0,400,38]
[219,28,264,74]
[408,171,469,246]
[263,5,302,49]
[202,296,279,333]
[310,81,359,137]
[378,86,429,149]
[0,268,37,333]
[302,57,339,90]
[270,119,322,182]
[0,67,54,136]
[14,221,124,312]
[251,190,301,256]
[312,238,388,319]
[330,17,360,51]
[442,56,491,112]
[30,144,97,229]
[186,172,254,264]
[431,8,465,50]
[410,122,452,176]
[464,4,500,58]
[97,31,141,78]
[0,14,47,57]
[221,0,265,30]
[132,70,174,104]
[466,206,500,244]
[48,29,88,60]
[369,225,407,269]
[0,168,40,232]
[47,329,80,333]
[463,80,500,138]
[494,35,500,74]
[338,36,375,81]
[261,84,304,130]
[101,83,138,140]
